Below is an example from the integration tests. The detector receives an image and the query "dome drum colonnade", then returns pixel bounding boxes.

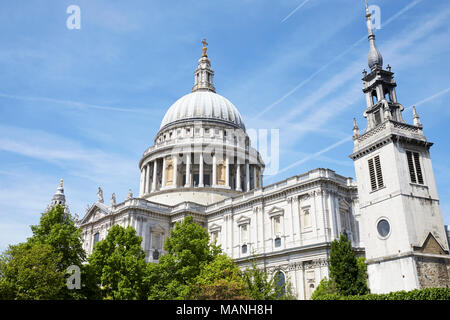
[138,40,264,201]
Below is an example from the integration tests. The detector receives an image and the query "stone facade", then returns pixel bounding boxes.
[415,255,450,289]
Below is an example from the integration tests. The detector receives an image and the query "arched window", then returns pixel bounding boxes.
[384,89,390,101]
[371,90,378,105]
[274,271,286,297]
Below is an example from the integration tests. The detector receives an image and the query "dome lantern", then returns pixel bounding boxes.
[192,39,216,93]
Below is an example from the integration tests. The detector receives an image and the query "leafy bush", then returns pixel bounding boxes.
[312,287,450,300]
[311,278,338,300]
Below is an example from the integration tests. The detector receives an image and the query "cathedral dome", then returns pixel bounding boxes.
[160,90,246,131]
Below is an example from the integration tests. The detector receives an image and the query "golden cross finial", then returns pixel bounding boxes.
[364,0,371,17]
[59,178,63,188]
[201,38,208,57]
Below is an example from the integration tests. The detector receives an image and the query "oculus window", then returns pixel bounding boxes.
[377,219,390,238]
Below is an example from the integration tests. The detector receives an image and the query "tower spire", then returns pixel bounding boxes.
[365,0,383,71]
[192,39,216,93]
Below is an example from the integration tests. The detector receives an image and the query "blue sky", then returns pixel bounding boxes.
[0,0,449,252]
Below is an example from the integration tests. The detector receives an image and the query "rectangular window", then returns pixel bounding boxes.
[240,224,248,244]
[152,233,161,250]
[303,209,311,227]
[93,233,99,246]
[406,151,424,185]
[273,216,281,236]
[368,155,384,191]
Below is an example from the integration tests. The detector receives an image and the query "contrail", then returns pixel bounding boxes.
[0,92,153,115]
[265,135,353,181]
[406,87,450,110]
[256,0,424,119]
[281,0,310,23]
[265,81,447,181]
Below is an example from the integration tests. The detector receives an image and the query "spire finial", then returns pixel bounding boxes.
[364,1,383,71]
[201,38,208,57]
[59,178,63,188]
[413,106,422,127]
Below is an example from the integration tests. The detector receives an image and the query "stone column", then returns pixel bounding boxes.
[173,156,178,188]
[152,160,158,191]
[185,153,191,187]
[139,167,145,196]
[236,158,242,191]
[245,162,250,191]
[212,154,217,186]
[225,155,230,188]
[253,165,257,189]
[145,163,151,193]
[199,152,204,187]
[161,157,166,188]
[259,169,263,188]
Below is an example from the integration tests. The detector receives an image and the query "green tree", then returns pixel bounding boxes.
[310,278,338,300]
[88,225,147,300]
[242,258,296,300]
[188,254,250,300]
[146,216,221,299]
[0,242,66,300]
[0,205,96,300]
[328,234,369,296]
[29,205,85,269]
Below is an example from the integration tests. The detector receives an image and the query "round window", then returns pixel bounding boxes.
[377,219,390,238]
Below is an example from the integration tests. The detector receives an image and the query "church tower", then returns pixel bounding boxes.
[350,2,450,293]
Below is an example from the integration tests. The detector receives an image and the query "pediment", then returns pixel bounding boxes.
[339,199,350,211]
[414,232,448,255]
[267,206,284,217]
[80,203,111,224]
[150,223,166,233]
[208,223,222,232]
[236,215,251,225]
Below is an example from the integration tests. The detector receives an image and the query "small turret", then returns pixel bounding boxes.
[413,106,422,128]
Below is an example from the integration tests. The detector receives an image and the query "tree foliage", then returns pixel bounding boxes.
[88,225,147,300]
[188,254,250,300]
[0,242,66,300]
[242,258,296,300]
[310,278,338,300]
[146,216,222,299]
[0,205,94,300]
[29,205,85,269]
[328,234,369,296]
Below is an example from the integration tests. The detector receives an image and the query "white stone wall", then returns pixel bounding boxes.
[80,169,357,299]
